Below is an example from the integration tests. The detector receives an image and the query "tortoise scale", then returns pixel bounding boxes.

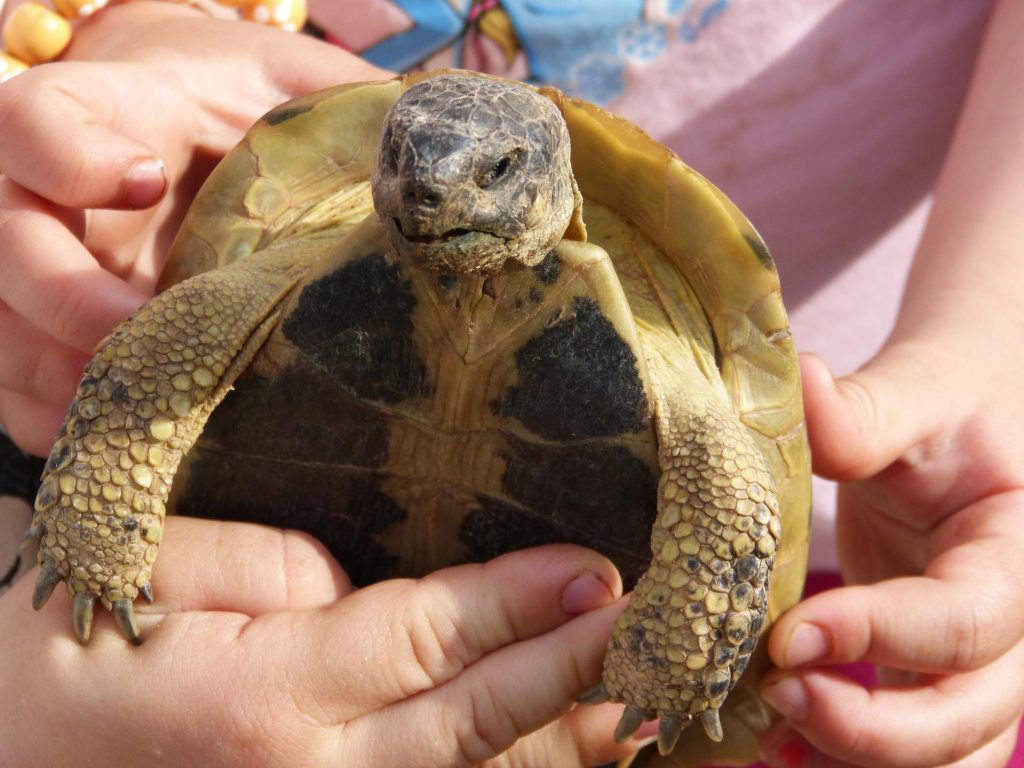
[26,72,810,765]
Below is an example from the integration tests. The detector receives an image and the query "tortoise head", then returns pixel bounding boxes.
[372,74,582,274]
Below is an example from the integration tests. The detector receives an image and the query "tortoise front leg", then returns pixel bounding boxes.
[26,256,304,644]
[588,336,781,755]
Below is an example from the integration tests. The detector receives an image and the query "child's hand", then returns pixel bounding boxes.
[758,349,1024,767]
[0,2,388,456]
[758,1,1024,762]
[0,519,648,767]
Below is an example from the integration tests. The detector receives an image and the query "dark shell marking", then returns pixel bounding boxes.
[494,437,658,587]
[744,234,775,269]
[282,253,431,404]
[263,104,313,126]
[173,366,404,585]
[532,250,563,285]
[494,296,649,441]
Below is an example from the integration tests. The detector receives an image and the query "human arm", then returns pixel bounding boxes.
[0,1,390,455]
[759,0,1024,765]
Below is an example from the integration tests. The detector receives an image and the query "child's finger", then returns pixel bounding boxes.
[340,600,631,768]
[0,181,147,353]
[760,642,1024,768]
[248,16,393,100]
[799,352,957,483]
[528,701,660,768]
[0,62,168,210]
[142,516,352,614]
[0,303,87,405]
[24,515,352,645]
[0,388,65,457]
[768,497,1024,676]
[256,544,622,724]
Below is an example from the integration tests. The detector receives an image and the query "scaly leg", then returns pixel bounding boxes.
[26,252,308,644]
[588,333,781,755]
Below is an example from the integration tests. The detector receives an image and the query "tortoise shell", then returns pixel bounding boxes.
[164,71,810,765]
[34,70,810,766]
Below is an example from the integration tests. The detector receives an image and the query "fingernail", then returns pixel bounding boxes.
[561,572,615,614]
[785,623,830,668]
[761,677,809,723]
[124,157,167,208]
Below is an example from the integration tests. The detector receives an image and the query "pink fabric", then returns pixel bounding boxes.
[1014,722,1024,766]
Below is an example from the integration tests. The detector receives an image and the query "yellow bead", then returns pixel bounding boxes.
[243,0,307,32]
[0,52,29,82]
[51,0,110,20]
[3,3,73,65]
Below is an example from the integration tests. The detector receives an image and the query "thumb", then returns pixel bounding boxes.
[799,350,948,481]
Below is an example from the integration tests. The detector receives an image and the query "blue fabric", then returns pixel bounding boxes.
[362,0,467,73]
[500,0,642,101]
[355,0,732,104]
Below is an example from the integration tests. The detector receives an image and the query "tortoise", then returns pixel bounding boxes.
[26,71,810,764]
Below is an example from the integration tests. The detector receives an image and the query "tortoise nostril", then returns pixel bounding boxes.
[403,185,442,209]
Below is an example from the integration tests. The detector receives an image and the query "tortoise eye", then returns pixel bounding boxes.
[478,152,517,188]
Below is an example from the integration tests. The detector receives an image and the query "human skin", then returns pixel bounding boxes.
[757,1,1024,765]
[2,0,1024,766]
[0,2,390,456]
[0,513,659,767]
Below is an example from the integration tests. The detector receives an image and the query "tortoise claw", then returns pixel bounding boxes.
[657,716,685,755]
[613,705,652,743]
[139,583,155,605]
[700,707,723,743]
[113,599,143,645]
[19,520,44,552]
[32,558,61,610]
[72,593,96,645]
[577,683,611,705]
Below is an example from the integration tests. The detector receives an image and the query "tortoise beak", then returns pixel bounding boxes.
[393,219,473,245]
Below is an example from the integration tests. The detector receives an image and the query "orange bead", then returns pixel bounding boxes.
[242,0,307,32]
[51,0,111,20]
[0,52,30,83]
[2,3,72,65]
